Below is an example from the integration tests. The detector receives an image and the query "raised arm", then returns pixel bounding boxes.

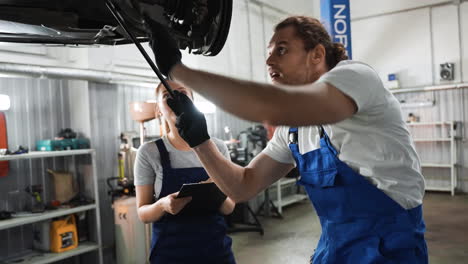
[193,140,294,202]
[165,90,295,201]
[171,64,356,126]
[146,19,356,127]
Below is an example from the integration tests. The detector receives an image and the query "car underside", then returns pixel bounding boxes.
[0,0,232,56]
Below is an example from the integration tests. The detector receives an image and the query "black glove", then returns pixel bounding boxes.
[145,17,182,76]
[167,90,210,148]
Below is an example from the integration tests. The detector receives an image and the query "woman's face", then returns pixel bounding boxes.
[156,81,193,125]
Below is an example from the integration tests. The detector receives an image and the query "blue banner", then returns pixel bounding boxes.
[320,0,352,59]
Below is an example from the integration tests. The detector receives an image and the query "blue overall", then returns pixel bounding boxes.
[149,139,236,264]
[288,127,428,264]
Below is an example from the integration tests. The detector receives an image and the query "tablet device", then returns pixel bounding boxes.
[176,182,227,215]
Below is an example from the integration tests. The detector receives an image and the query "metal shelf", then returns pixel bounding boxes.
[0,204,96,231]
[421,163,452,168]
[0,148,103,264]
[407,122,451,126]
[390,83,468,94]
[2,242,99,264]
[425,186,452,192]
[0,149,94,161]
[276,178,297,186]
[272,194,307,209]
[413,138,452,142]
[410,121,461,196]
[272,176,307,214]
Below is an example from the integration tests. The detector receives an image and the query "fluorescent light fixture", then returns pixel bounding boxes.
[195,101,216,114]
[148,97,216,114]
[400,100,434,108]
[0,94,10,111]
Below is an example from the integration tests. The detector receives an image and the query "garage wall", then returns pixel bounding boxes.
[350,0,453,20]
[0,79,156,263]
[0,78,73,261]
[3,0,467,260]
[180,0,293,139]
[352,2,466,86]
[0,0,309,141]
[351,1,468,192]
[0,1,301,261]
[396,89,468,191]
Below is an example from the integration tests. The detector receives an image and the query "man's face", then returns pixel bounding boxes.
[266,26,318,85]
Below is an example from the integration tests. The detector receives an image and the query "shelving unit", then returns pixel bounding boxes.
[0,204,96,230]
[0,149,103,264]
[271,178,307,214]
[1,242,100,264]
[407,121,462,196]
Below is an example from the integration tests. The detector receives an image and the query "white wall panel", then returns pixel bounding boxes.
[68,80,91,138]
[0,44,47,55]
[353,8,433,87]
[0,44,88,68]
[178,0,290,139]
[87,44,154,77]
[255,0,315,16]
[431,5,462,84]
[247,2,269,83]
[0,78,73,261]
[351,0,451,19]
[461,2,468,82]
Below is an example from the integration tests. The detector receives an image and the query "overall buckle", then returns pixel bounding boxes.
[288,130,298,144]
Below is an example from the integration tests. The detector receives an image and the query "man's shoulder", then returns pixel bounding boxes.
[333,60,377,76]
[325,60,386,102]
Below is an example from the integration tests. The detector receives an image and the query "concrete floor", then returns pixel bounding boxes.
[230,193,468,264]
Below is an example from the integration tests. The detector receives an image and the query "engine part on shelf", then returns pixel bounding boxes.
[229,125,268,165]
[57,128,77,139]
[0,210,12,220]
[24,184,45,213]
[406,113,420,123]
[107,177,136,202]
[440,62,455,81]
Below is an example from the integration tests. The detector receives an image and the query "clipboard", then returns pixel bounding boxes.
[176,182,227,215]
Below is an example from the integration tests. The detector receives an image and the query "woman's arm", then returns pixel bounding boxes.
[199,178,236,215]
[135,185,166,223]
[219,197,235,215]
[136,185,191,223]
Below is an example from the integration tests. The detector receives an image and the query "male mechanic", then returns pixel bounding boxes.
[147,15,428,263]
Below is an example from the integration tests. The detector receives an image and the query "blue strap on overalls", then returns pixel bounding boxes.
[288,126,428,264]
[149,139,236,264]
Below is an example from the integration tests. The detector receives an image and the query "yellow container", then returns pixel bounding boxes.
[50,215,78,253]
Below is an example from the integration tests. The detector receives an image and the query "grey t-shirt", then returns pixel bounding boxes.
[262,61,424,209]
[134,136,230,199]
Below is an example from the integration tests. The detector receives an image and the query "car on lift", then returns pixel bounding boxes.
[0,0,232,56]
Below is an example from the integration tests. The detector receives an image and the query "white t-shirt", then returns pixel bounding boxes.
[134,136,230,199]
[263,60,425,210]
